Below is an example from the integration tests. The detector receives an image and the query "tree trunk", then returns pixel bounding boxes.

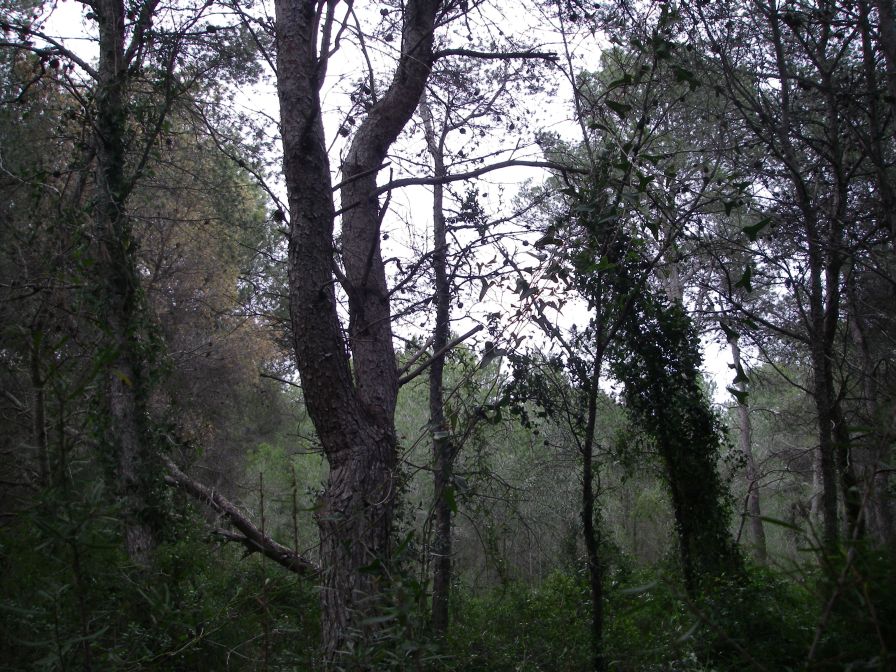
[832,402,864,540]
[729,336,767,564]
[30,326,50,487]
[809,300,840,552]
[420,93,453,636]
[874,0,896,124]
[847,276,895,545]
[858,0,896,242]
[582,358,605,672]
[274,0,441,661]
[94,0,156,566]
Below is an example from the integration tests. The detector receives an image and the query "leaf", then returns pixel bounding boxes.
[479,279,490,301]
[594,257,617,272]
[606,100,632,119]
[534,234,563,248]
[359,559,382,573]
[111,369,133,387]
[588,120,611,133]
[607,73,634,89]
[395,530,414,555]
[726,386,749,404]
[442,485,458,514]
[734,265,753,293]
[742,217,771,242]
[732,365,749,385]
[672,65,693,83]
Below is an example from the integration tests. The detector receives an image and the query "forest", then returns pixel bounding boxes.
[1,0,894,669]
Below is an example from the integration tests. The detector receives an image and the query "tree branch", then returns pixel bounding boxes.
[398,324,483,386]
[433,48,558,62]
[163,457,318,575]
[373,160,587,197]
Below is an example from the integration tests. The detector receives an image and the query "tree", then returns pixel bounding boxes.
[273,0,560,659]
[681,0,896,549]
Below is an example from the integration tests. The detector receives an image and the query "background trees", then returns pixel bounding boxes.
[1,0,895,669]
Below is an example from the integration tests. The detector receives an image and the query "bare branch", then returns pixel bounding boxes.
[373,160,587,197]
[433,48,558,62]
[399,324,483,386]
[163,457,318,575]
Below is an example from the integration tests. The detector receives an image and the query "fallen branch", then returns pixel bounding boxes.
[163,457,318,575]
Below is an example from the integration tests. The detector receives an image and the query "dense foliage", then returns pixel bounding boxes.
[1,0,894,669]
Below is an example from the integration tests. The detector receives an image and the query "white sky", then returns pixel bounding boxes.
[39,0,740,406]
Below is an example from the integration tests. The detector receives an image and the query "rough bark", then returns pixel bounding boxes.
[274,0,442,661]
[581,356,605,672]
[94,0,158,566]
[729,336,767,564]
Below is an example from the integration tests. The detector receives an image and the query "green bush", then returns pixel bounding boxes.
[0,492,319,671]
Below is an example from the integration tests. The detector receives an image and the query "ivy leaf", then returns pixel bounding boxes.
[594,257,617,272]
[442,485,458,514]
[637,173,655,193]
[727,386,749,404]
[734,265,753,293]
[479,279,490,301]
[742,218,771,241]
[606,100,632,119]
[534,234,563,248]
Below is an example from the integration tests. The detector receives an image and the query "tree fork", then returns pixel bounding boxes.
[274,0,443,661]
